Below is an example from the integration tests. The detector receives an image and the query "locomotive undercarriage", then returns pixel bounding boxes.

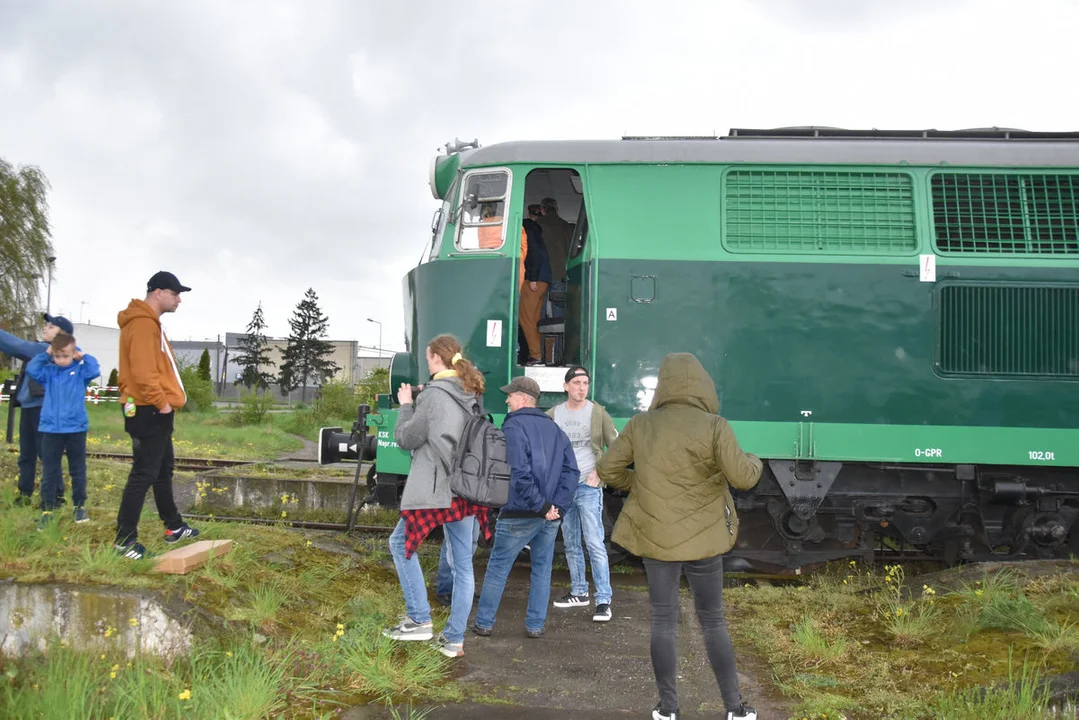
[730,460,1079,569]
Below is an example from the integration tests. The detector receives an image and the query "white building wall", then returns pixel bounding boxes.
[72,323,120,384]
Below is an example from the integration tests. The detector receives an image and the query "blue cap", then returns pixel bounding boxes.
[43,313,74,335]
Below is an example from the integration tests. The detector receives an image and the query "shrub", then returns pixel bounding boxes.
[355,367,389,410]
[230,390,275,426]
[313,381,356,421]
[197,349,212,382]
[177,359,215,413]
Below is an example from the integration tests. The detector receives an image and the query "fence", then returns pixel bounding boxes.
[0,385,122,404]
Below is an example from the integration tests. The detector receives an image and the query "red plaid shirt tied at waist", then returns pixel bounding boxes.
[401,496,492,558]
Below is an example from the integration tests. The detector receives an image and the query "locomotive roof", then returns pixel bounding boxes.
[458,129,1079,168]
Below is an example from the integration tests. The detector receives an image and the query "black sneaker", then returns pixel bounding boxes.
[435,593,452,607]
[35,512,55,532]
[471,624,492,637]
[115,540,149,560]
[553,592,589,608]
[653,705,678,720]
[13,494,32,507]
[164,523,199,544]
[525,627,544,639]
[592,603,612,622]
[73,507,89,523]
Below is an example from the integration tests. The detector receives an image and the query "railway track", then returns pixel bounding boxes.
[87,452,258,472]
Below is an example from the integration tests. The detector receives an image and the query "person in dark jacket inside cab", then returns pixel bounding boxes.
[472,376,578,639]
[518,217,551,366]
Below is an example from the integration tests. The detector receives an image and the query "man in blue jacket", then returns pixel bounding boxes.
[473,376,578,639]
[0,314,74,505]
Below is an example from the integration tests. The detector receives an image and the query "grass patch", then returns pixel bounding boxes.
[0,452,459,715]
[725,560,1079,719]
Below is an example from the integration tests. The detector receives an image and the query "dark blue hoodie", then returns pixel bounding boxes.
[522,219,552,285]
[500,407,579,516]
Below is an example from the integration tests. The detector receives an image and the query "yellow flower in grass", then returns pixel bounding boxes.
[128,618,139,627]
[178,689,191,701]
[281,511,287,518]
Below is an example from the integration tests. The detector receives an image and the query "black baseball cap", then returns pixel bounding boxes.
[147,271,191,293]
[564,366,589,383]
[43,313,74,335]
[500,376,541,399]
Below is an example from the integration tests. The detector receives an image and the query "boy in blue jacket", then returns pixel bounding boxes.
[0,314,73,505]
[26,332,99,528]
[473,376,579,639]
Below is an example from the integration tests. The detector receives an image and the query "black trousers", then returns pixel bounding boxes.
[114,406,184,545]
[642,554,744,715]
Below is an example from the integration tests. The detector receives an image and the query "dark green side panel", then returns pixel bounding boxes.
[591,259,1079,428]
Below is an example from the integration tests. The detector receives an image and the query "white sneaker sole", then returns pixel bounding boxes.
[438,645,464,658]
[553,599,589,608]
[383,629,434,641]
[593,614,612,622]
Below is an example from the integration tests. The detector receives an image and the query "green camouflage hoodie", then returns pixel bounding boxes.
[596,353,762,561]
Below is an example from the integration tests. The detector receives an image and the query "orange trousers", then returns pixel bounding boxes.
[518,281,548,361]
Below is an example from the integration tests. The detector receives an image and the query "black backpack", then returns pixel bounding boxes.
[427,387,512,508]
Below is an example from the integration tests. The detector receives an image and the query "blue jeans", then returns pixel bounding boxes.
[561,484,612,604]
[475,516,559,633]
[389,516,478,644]
[40,432,86,511]
[436,519,481,596]
[17,405,59,498]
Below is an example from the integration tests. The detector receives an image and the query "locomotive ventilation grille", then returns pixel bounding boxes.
[938,284,1079,378]
[724,170,917,254]
[932,173,1079,255]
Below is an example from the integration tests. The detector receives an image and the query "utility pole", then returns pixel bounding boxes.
[366,318,382,369]
[46,256,56,315]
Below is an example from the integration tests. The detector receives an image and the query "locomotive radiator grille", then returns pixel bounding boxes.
[938,284,1079,378]
[723,170,918,254]
[931,173,1079,255]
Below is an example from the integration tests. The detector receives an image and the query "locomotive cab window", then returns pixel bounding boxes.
[456,169,511,251]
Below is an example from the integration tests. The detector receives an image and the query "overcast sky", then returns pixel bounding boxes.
[2,0,1078,355]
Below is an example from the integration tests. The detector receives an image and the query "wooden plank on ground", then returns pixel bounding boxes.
[152,539,234,575]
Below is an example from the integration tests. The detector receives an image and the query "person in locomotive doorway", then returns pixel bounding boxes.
[548,365,619,621]
[517,204,545,365]
[472,376,578,639]
[597,353,762,720]
[518,216,551,366]
[537,197,572,284]
[0,314,73,506]
[113,271,200,560]
[384,334,492,659]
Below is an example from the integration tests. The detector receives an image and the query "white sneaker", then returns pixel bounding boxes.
[652,707,677,720]
[381,617,433,641]
[592,603,612,622]
[728,705,757,720]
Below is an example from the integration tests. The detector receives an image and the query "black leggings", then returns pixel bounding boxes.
[642,554,743,714]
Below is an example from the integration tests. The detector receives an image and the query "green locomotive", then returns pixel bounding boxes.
[325,127,1079,568]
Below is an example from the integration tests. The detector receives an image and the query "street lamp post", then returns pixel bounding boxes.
[366,318,382,369]
[46,256,56,315]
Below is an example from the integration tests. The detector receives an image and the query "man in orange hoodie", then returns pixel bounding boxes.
[113,271,199,560]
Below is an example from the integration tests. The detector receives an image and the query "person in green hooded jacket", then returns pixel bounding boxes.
[597,352,762,720]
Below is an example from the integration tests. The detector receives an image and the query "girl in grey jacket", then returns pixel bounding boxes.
[382,334,488,659]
